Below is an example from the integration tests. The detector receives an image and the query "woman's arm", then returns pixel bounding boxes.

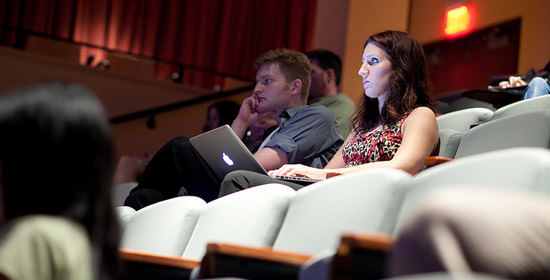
[267,130,354,179]
[326,107,438,175]
[324,130,355,169]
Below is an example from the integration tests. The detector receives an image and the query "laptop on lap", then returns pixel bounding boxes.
[189,125,319,186]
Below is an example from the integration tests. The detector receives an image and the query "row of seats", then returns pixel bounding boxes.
[434,94,550,160]
[116,147,550,279]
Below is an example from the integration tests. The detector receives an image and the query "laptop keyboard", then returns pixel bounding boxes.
[271,174,320,185]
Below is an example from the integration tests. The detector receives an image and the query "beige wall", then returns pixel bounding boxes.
[340,0,411,103]
[331,0,549,104]
[111,91,251,158]
[311,0,350,59]
[410,0,550,73]
[0,46,249,159]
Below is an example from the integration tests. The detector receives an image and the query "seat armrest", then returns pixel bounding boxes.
[199,243,311,279]
[120,249,200,280]
[332,234,394,280]
[326,171,344,179]
[337,233,394,252]
[424,156,453,168]
[120,249,200,269]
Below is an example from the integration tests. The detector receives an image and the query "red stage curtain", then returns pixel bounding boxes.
[0,0,317,89]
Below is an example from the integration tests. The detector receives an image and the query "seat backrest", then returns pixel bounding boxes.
[447,97,496,112]
[437,129,464,158]
[394,147,550,233]
[116,205,136,232]
[112,181,138,207]
[454,110,550,159]
[492,94,550,120]
[437,107,494,133]
[120,196,206,256]
[272,169,412,255]
[181,183,296,260]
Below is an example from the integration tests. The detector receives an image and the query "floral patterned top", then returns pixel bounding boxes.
[342,113,410,167]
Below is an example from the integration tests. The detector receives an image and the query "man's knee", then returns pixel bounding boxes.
[124,188,165,210]
[219,170,255,197]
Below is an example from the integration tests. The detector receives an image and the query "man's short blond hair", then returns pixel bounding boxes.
[255,49,311,102]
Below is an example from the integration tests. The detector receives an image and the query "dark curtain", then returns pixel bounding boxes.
[0,0,317,89]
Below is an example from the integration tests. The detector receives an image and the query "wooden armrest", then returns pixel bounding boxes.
[199,243,311,279]
[326,171,344,179]
[424,156,453,168]
[120,249,200,270]
[332,233,395,280]
[337,233,395,253]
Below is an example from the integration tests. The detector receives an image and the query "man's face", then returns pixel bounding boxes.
[308,58,328,100]
[253,63,294,113]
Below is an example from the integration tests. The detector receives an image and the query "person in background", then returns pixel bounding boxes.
[124,48,342,210]
[0,82,120,280]
[113,100,240,186]
[202,100,240,132]
[306,49,355,138]
[523,76,549,99]
[496,59,549,100]
[220,30,439,196]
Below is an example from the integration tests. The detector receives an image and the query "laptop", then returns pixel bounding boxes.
[189,125,320,186]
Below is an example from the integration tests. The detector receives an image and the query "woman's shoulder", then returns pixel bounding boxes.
[0,215,92,280]
[2,215,87,237]
[406,106,437,120]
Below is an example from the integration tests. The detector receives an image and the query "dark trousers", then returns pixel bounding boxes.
[124,136,221,210]
[219,170,305,197]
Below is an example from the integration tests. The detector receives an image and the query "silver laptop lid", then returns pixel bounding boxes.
[189,125,268,179]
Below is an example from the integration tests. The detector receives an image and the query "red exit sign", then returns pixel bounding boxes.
[444,4,474,38]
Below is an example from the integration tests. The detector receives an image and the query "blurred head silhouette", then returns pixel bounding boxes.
[0,81,119,279]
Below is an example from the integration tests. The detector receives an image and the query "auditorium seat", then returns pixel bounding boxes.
[491,94,550,120]
[116,205,136,231]
[436,107,494,133]
[433,108,494,159]
[121,196,206,257]
[198,168,412,279]
[112,181,138,207]
[121,183,295,279]
[425,109,550,167]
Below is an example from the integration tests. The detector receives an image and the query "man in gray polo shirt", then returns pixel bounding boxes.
[125,49,342,210]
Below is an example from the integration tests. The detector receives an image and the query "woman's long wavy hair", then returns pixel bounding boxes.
[351,30,435,132]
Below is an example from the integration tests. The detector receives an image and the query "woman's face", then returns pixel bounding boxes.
[358,43,392,102]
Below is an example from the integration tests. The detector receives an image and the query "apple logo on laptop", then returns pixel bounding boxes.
[222,152,234,166]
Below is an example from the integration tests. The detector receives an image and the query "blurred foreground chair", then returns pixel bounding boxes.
[324,147,550,280]
[388,188,549,280]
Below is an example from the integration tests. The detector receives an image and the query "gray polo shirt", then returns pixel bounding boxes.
[261,105,343,168]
